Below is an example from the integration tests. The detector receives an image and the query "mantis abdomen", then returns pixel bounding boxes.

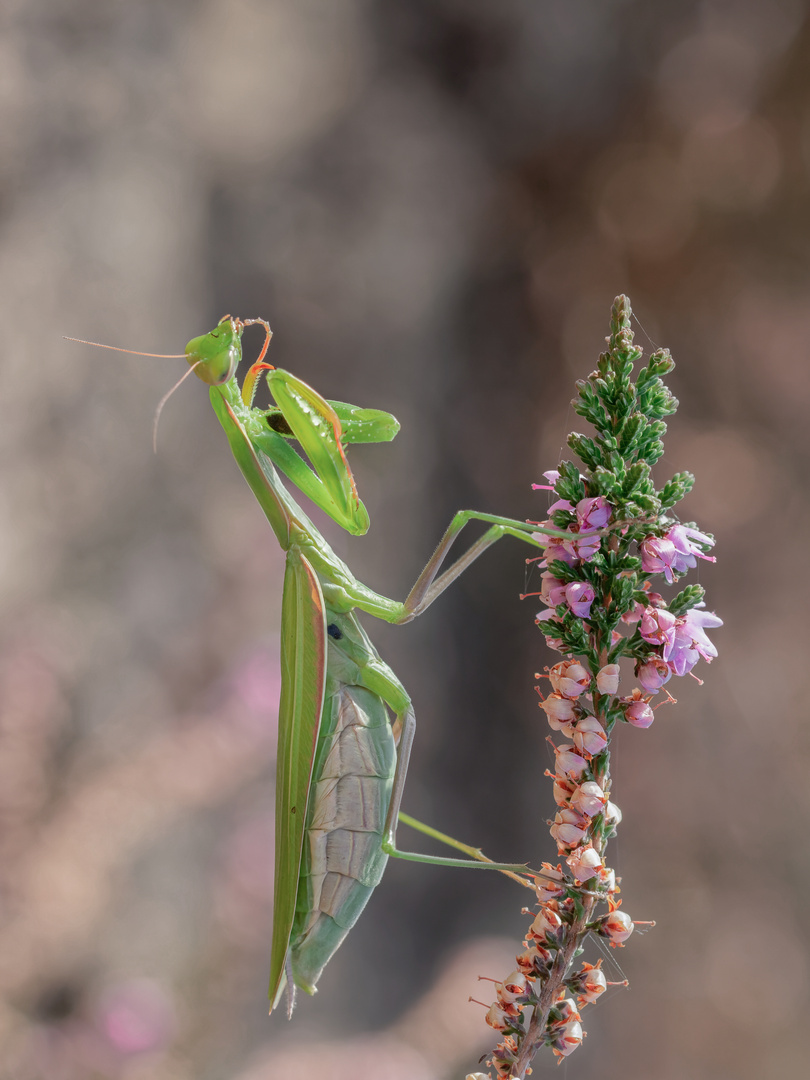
[288,639,397,992]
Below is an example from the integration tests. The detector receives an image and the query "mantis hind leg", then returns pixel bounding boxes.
[380,705,529,874]
[358,663,529,875]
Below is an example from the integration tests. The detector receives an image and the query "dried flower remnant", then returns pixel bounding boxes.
[480,296,721,1079]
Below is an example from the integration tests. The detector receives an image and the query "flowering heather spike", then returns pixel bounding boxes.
[479,296,721,1079]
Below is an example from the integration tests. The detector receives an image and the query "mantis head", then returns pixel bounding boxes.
[184,316,245,386]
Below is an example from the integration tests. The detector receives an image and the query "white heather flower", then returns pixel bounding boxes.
[570,780,608,816]
[596,663,620,695]
[485,1003,510,1031]
[567,843,603,882]
[573,716,608,756]
[605,801,622,827]
[550,996,581,1025]
[548,660,591,699]
[600,909,634,944]
[551,1019,583,1058]
[578,966,607,1003]
[530,905,563,942]
[498,971,528,1002]
[516,944,552,976]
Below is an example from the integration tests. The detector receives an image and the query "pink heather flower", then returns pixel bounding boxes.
[570,780,608,816]
[567,843,603,882]
[571,529,602,562]
[624,699,654,728]
[531,469,561,491]
[576,496,611,530]
[573,716,608,756]
[549,660,591,698]
[548,496,575,515]
[539,572,568,607]
[639,605,678,646]
[662,606,722,676]
[668,523,716,570]
[640,536,678,582]
[641,524,715,583]
[599,909,634,945]
[555,744,590,779]
[637,657,671,692]
[596,663,620,695]
[621,600,645,624]
[625,586,666,624]
[565,581,595,617]
[539,538,579,567]
[535,609,564,650]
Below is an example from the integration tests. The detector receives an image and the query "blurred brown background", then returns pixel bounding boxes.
[1,1,807,1077]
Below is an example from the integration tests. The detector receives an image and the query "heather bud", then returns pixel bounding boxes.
[636,657,671,692]
[624,700,654,728]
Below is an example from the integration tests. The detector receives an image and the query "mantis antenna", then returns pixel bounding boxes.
[62,336,187,358]
[151,361,203,452]
[62,335,202,452]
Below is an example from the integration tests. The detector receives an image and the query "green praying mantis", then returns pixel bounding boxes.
[72,315,580,1014]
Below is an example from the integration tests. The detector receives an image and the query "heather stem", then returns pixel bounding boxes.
[511,896,599,1078]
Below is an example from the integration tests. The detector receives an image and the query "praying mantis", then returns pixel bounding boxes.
[72,315,575,1013]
